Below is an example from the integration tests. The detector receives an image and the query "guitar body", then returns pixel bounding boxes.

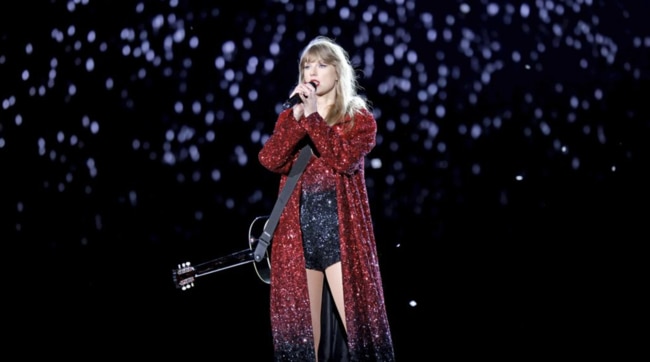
[249,215,271,284]
[172,216,271,290]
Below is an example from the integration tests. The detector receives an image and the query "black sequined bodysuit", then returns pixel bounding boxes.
[300,189,340,271]
[299,152,341,272]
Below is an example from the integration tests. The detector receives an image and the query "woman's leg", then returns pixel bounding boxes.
[306,269,325,360]
[324,261,347,332]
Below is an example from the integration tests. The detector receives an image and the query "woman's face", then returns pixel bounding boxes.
[302,56,337,97]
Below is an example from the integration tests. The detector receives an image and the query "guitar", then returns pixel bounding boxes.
[171,216,271,290]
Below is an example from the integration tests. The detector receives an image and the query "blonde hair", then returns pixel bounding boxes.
[297,36,368,126]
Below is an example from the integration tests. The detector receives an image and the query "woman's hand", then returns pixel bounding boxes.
[291,82,318,119]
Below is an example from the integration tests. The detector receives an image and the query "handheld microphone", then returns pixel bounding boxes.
[282,81,319,109]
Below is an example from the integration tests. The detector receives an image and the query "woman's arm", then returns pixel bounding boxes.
[258,109,309,174]
[300,108,376,175]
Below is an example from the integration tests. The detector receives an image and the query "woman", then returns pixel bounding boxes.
[258,36,395,361]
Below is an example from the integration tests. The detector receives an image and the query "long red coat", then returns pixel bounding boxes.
[258,107,395,361]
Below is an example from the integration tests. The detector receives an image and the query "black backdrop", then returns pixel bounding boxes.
[2,1,647,360]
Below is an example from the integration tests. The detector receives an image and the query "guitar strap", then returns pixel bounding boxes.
[253,144,312,262]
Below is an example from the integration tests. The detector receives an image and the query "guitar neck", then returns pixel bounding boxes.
[192,249,255,278]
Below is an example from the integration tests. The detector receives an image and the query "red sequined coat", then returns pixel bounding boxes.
[258,108,395,361]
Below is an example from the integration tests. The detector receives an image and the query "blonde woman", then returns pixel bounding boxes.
[259,36,395,361]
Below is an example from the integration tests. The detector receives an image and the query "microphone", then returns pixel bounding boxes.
[282,81,319,110]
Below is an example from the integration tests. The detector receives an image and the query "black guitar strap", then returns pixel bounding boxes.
[253,144,312,262]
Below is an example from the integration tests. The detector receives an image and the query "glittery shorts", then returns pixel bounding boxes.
[300,189,341,271]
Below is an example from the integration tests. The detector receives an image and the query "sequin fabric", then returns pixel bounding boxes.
[300,190,341,271]
[258,109,395,361]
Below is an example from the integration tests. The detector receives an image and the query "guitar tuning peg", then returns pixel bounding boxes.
[182,283,194,291]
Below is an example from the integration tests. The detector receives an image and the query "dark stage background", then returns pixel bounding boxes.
[2,1,647,360]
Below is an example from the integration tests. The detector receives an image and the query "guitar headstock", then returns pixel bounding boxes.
[172,261,196,291]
